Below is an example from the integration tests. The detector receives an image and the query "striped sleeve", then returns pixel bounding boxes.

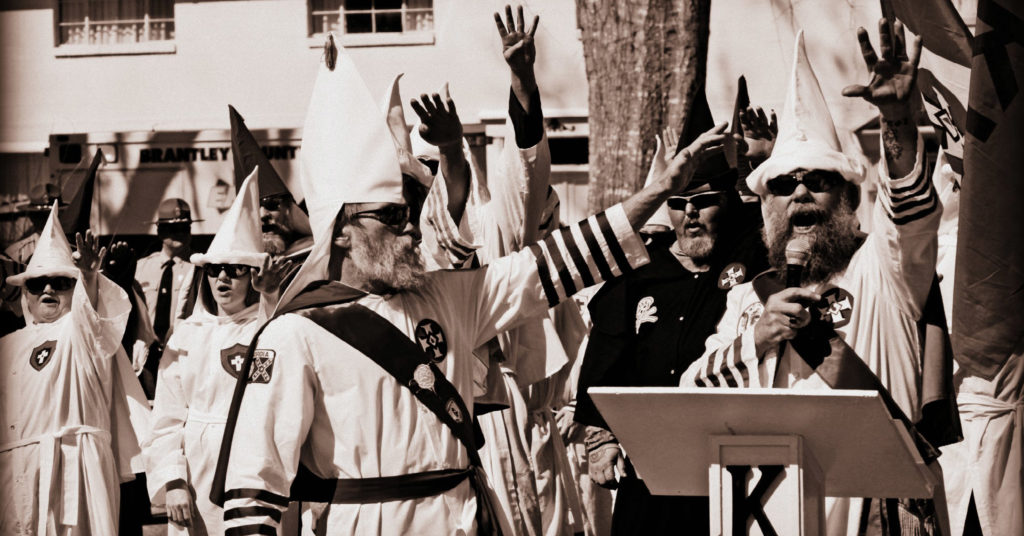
[419,146,481,270]
[876,132,938,225]
[680,285,772,388]
[223,488,289,535]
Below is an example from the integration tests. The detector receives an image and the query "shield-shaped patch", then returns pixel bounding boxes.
[30,340,57,371]
[415,319,448,363]
[248,349,276,384]
[220,343,249,379]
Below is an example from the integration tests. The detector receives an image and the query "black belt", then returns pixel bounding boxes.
[294,466,473,504]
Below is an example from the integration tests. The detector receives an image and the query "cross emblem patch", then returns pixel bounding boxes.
[815,287,854,328]
[220,343,249,379]
[30,340,57,371]
[248,350,276,384]
[415,319,448,363]
[718,263,747,289]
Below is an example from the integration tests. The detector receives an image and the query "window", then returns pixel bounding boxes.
[57,0,174,46]
[311,0,433,37]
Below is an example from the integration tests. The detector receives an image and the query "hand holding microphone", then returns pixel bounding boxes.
[753,237,820,358]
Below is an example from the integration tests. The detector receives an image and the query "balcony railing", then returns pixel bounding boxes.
[58,15,174,46]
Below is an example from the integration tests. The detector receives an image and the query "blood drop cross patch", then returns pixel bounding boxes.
[220,343,249,378]
[415,319,448,363]
[718,263,747,289]
[30,340,57,371]
[248,349,276,384]
[815,287,854,328]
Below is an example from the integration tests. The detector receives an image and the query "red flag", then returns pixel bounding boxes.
[59,148,102,236]
[952,0,1024,379]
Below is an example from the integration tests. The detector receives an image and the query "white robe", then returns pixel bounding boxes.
[222,204,649,535]
[144,303,260,535]
[0,276,146,536]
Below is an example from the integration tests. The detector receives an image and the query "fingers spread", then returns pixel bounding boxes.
[528,15,539,37]
[841,84,870,98]
[493,12,507,37]
[878,18,893,61]
[409,99,429,121]
[505,5,515,32]
[856,27,878,71]
[516,5,525,33]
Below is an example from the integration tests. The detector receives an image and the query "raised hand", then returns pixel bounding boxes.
[410,85,464,149]
[841,18,922,118]
[739,105,777,161]
[661,125,680,161]
[102,240,137,288]
[662,122,729,192]
[494,5,539,79]
[72,230,107,274]
[251,256,293,295]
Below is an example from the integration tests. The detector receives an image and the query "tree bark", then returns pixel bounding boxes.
[576,0,711,212]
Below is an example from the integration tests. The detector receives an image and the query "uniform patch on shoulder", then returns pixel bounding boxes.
[30,340,57,371]
[220,343,249,378]
[248,349,276,384]
[815,287,855,328]
[415,319,448,363]
[718,263,747,289]
[635,296,659,333]
[737,303,764,334]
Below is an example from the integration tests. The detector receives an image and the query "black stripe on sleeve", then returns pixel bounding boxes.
[529,243,560,307]
[225,506,284,523]
[224,489,290,508]
[694,376,707,387]
[888,166,929,197]
[892,196,939,225]
[543,234,579,297]
[579,219,614,281]
[595,212,631,275]
[720,365,739,388]
[559,227,597,288]
[891,190,936,215]
[225,525,277,536]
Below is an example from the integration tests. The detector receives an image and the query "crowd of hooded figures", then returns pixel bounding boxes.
[0,4,1019,536]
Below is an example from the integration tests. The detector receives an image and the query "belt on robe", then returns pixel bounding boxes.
[0,425,109,536]
[956,393,1024,421]
[293,465,478,504]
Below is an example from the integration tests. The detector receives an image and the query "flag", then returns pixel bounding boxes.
[59,148,102,236]
[228,105,295,202]
[952,0,1024,379]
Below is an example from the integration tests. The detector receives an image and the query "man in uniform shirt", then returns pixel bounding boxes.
[213,36,729,535]
[574,88,767,535]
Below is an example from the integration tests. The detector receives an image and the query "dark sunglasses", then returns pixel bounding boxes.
[667,193,724,211]
[765,170,844,196]
[25,276,75,294]
[260,195,291,212]
[203,264,250,278]
[157,222,191,235]
[351,204,411,230]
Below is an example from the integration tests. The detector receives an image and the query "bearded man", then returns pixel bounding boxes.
[211,36,728,535]
[680,23,944,535]
[574,89,767,535]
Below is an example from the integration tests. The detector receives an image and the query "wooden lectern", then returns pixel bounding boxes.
[589,387,936,535]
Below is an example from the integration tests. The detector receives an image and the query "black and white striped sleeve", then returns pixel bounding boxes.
[223,489,289,535]
[876,132,939,226]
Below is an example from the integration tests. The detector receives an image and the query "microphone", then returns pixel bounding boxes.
[784,236,812,288]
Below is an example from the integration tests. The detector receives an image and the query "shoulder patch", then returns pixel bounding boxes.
[814,287,855,328]
[220,343,249,379]
[718,263,747,289]
[635,296,659,333]
[415,319,448,363]
[30,340,57,371]
[737,302,764,335]
[248,349,276,384]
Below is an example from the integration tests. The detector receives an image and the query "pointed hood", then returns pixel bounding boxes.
[190,169,268,268]
[229,105,312,235]
[642,135,673,230]
[381,74,434,187]
[300,34,404,241]
[675,83,738,195]
[746,31,865,197]
[7,203,78,286]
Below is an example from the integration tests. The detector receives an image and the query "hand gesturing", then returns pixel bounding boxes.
[72,230,107,274]
[410,85,463,149]
[842,18,922,117]
[251,255,293,295]
[494,5,539,79]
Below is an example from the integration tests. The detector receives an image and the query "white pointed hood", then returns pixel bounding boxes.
[191,169,268,268]
[746,30,865,196]
[643,135,673,230]
[381,73,434,187]
[7,202,78,286]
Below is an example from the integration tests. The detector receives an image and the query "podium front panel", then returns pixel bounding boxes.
[589,387,934,498]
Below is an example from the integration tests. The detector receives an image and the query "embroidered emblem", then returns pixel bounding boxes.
[737,302,764,334]
[220,343,249,378]
[415,319,448,363]
[30,340,57,371]
[248,349,276,384]
[446,399,463,423]
[718,263,747,289]
[815,287,854,328]
[412,363,435,393]
[635,296,659,333]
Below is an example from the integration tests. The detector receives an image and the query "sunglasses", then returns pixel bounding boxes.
[667,193,725,211]
[157,222,191,234]
[203,264,250,278]
[260,195,291,212]
[25,276,75,294]
[351,204,411,230]
[765,170,844,196]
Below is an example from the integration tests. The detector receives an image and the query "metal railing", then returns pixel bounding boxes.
[58,15,174,45]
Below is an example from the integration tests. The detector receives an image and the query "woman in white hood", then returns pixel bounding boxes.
[145,172,289,535]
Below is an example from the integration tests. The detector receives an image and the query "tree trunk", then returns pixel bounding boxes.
[576,0,711,212]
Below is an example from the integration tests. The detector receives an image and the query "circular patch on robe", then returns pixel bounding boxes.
[718,263,747,289]
[30,340,57,371]
[446,399,463,424]
[737,302,764,334]
[814,287,855,328]
[220,343,249,378]
[412,363,435,393]
[415,319,448,363]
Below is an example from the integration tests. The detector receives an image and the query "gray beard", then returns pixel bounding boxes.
[674,235,716,261]
[763,205,860,284]
[348,232,426,295]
